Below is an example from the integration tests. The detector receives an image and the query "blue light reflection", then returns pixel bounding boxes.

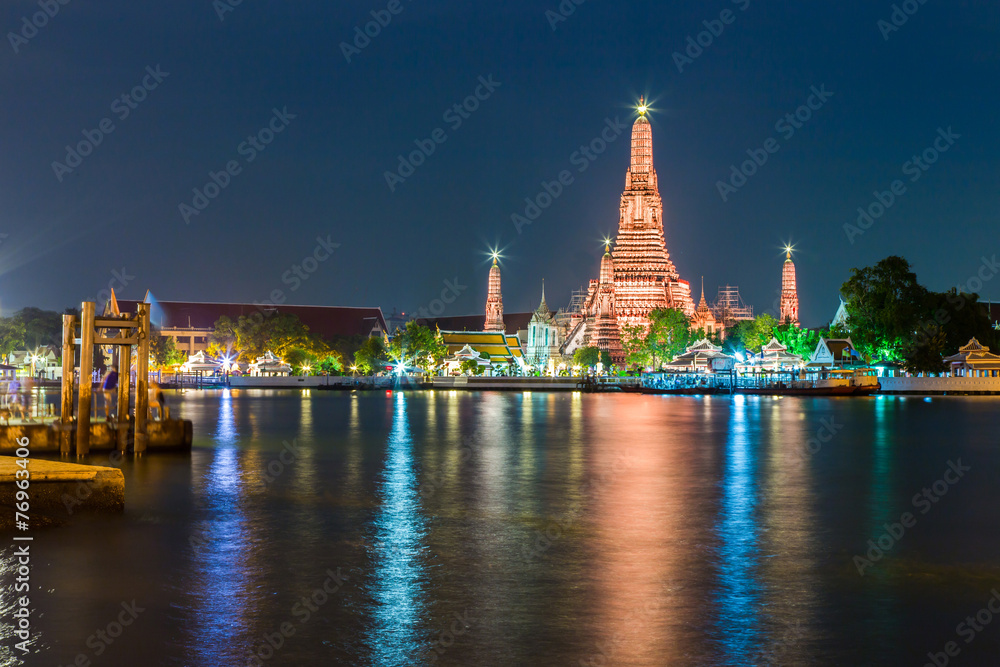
[368,393,428,666]
[714,395,762,659]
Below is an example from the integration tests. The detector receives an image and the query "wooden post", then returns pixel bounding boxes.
[76,302,95,457]
[134,304,150,455]
[60,314,76,456]
[117,337,132,453]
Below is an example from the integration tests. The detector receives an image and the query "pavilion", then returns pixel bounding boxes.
[943,338,1000,378]
[664,339,736,372]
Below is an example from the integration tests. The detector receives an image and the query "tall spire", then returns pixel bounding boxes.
[697,277,710,312]
[630,99,652,174]
[600,240,614,285]
[485,252,505,332]
[780,246,800,327]
[536,279,550,316]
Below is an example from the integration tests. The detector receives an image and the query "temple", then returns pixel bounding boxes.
[691,278,719,336]
[563,98,694,363]
[780,247,800,326]
[484,252,505,332]
[612,97,694,326]
[525,281,562,366]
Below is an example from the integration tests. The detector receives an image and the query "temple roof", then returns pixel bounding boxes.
[416,312,533,334]
[762,337,788,352]
[440,330,524,361]
[959,337,989,353]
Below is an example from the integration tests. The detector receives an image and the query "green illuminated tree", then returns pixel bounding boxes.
[386,322,448,372]
[353,336,386,374]
[840,256,929,362]
[620,308,692,368]
[774,324,822,359]
[150,327,185,369]
[573,346,600,368]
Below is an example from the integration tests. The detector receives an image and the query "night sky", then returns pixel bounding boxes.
[2,1,998,327]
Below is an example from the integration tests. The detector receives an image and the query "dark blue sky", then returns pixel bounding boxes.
[2,0,998,327]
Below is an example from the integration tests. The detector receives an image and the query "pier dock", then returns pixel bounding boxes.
[0,456,124,527]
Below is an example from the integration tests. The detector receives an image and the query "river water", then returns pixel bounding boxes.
[4,389,1000,666]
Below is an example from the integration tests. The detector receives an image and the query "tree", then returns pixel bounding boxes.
[901,330,948,374]
[459,358,483,376]
[649,308,692,362]
[207,316,238,358]
[919,289,997,356]
[316,352,344,375]
[150,328,185,369]
[353,336,386,374]
[0,317,25,363]
[208,313,318,362]
[386,322,448,373]
[573,346,600,368]
[620,308,692,368]
[284,347,317,374]
[840,256,928,362]
[774,324,823,360]
[15,308,63,348]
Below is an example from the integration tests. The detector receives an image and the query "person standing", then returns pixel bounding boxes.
[102,365,118,420]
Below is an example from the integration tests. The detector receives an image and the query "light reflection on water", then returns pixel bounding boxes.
[12,391,1000,666]
[186,387,256,665]
[367,393,428,666]
[714,394,762,660]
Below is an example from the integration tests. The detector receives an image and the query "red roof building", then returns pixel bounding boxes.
[116,291,386,355]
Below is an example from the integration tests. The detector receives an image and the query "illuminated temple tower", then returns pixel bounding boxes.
[484,253,505,332]
[779,247,800,326]
[612,98,694,331]
[592,241,624,361]
[561,99,698,363]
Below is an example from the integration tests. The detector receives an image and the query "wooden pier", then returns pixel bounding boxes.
[0,456,124,527]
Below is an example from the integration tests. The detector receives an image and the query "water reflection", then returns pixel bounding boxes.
[185,387,256,665]
[714,394,762,660]
[368,393,428,666]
